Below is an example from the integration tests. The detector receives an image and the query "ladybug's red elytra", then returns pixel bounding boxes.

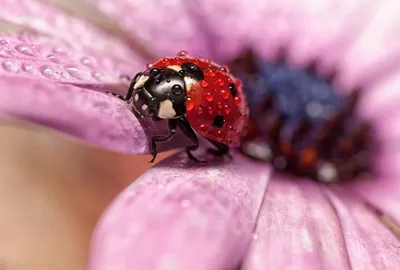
[112,51,249,163]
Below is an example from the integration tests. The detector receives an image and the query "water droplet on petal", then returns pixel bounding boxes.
[200,80,208,88]
[0,40,8,45]
[40,65,61,80]
[221,90,229,100]
[65,65,90,80]
[47,54,61,63]
[22,63,37,74]
[52,47,67,55]
[92,71,108,82]
[205,92,213,102]
[2,60,18,72]
[15,43,34,56]
[81,57,94,67]
[186,97,195,111]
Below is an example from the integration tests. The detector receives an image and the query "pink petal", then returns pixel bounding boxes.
[86,0,214,59]
[89,151,271,270]
[0,32,133,86]
[242,176,350,270]
[0,76,186,154]
[0,0,142,70]
[335,0,400,90]
[324,187,400,269]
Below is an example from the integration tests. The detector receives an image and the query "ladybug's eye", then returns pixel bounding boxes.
[181,62,204,81]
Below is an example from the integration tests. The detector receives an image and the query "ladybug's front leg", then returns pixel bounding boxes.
[149,119,178,163]
[177,118,206,163]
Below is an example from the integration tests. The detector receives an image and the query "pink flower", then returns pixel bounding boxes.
[1,0,399,269]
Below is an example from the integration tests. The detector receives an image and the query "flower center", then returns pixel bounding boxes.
[228,50,373,183]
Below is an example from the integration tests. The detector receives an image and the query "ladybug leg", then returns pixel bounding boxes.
[177,118,206,163]
[105,72,142,101]
[206,139,232,159]
[149,119,178,163]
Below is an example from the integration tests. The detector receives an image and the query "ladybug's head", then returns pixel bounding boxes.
[131,67,188,119]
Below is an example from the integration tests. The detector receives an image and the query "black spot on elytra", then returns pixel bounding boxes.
[171,84,183,95]
[229,83,237,97]
[181,62,204,80]
[212,114,224,128]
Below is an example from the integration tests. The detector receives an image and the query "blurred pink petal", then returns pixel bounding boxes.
[324,188,400,269]
[89,151,271,270]
[243,177,350,270]
[0,0,141,68]
[87,0,213,59]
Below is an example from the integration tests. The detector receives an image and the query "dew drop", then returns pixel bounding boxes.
[221,90,229,100]
[47,54,61,63]
[217,130,223,138]
[205,92,213,102]
[208,106,213,114]
[218,78,225,86]
[234,96,242,106]
[199,124,208,132]
[200,80,208,88]
[224,105,231,115]
[177,50,189,57]
[146,63,153,69]
[21,63,36,74]
[186,97,195,111]
[161,57,169,64]
[0,40,8,45]
[81,56,94,67]
[65,65,91,80]
[15,43,34,56]
[92,71,108,82]
[52,47,67,55]
[2,60,18,73]
[217,102,223,109]
[197,106,203,115]
[208,69,216,77]
[205,59,211,64]
[227,138,232,144]
[220,66,229,72]
[40,65,61,80]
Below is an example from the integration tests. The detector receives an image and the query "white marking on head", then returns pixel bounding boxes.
[158,99,176,119]
[184,77,197,92]
[134,75,149,89]
[167,65,182,72]
[134,94,139,101]
[141,104,148,111]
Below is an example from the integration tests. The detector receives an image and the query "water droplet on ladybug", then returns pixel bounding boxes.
[208,69,216,77]
[227,138,232,144]
[166,79,171,83]
[186,97,195,111]
[220,66,229,72]
[205,59,211,64]
[200,80,208,87]
[224,105,231,115]
[217,102,223,109]
[217,131,223,138]
[234,96,242,106]
[221,90,229,100]
[205,92,213,102]
[197,106,203,115]
[171,84,183,95]
[155,79,161,84]
[162,58,169,64]
[177,50,189,57]
[199,124,208,132]
[146,63,153,69]
[194,58,200,64]
[208,106,213,114]
[150,68,160,75]
[218,79,225,86]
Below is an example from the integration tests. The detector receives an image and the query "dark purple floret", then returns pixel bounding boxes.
[229,50,373,183]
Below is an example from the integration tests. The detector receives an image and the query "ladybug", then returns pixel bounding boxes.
[114,51,249,163]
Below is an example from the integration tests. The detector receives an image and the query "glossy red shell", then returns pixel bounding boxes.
[152,53,249,146]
